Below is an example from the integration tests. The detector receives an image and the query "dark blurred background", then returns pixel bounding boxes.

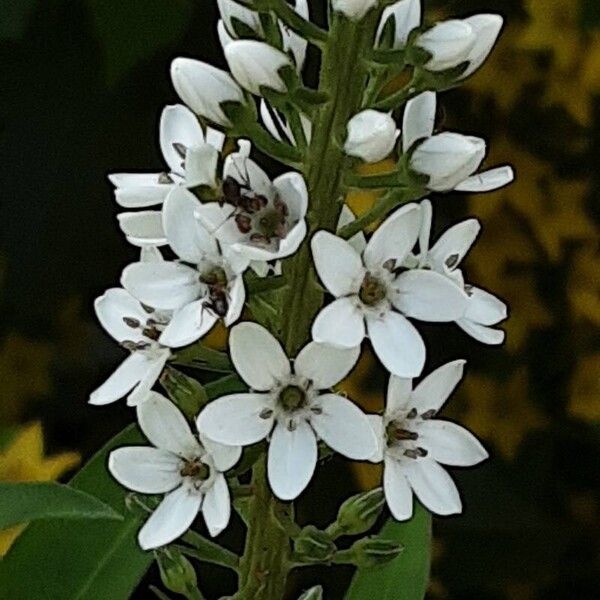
[0,1,598,598]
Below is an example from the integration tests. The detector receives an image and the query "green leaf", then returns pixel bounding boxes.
[161,366,210,419]
[345,504,431,600]
[86,0,193,85]
[0,425,154,600]
[171,344,233,374]
[0,481,122,529]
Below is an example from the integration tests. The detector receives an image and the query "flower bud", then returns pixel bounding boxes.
[417,20,476,72]
[344,110,399,163]
[410,132,486,191]
[217,0,262,38]
[156,549,198,596]
[298,586,324,600]
[294,526,336,563]
[160,366,209,419]
[350,537,403,569]
[334,488,386,537]
[460,14,504,78]
[376,0,421,49]
[224,40,293,96]
[331,0,378,22]
[170,58,245,127]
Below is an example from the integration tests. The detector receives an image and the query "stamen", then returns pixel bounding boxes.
[287,419,297,432]
[123,317,141,329]
[359,272,387,306]
[406,408,418,419]
[421,410,437,420]
[393,428,419,441]
[445,254,460,269]
[259,408,274,419]
[310,406,323,415]
[173,142,187,159]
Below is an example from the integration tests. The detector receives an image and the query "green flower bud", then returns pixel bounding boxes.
[156,549,198,596]
[350,537,403,569]
[160,366,209,419]
[294,526,336,563]
[332,488,385,537]
[298,585,324,600]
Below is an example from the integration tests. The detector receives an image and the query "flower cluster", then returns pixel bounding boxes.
[91,0,512,556]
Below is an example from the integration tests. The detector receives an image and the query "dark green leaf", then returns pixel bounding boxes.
[345,504,431,600]
[171,344,233,374]
[161,366,209,419]
[0,425,154,600]
[86,0,193,85]
[0,481,122,529]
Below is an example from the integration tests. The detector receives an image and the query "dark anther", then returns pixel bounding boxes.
[382,258,397,272]
[406,408,418,419]
[173,142,187,159]
[158,172,174,185]
[123,317,141,329]
[421,409,437,420]
[393,428,419,441]
[141,303,155,314]
[445,253,460,269]
[235,214,252,234]
[259,408,274,419]
[310,406,323,415]
[287,419,297,432]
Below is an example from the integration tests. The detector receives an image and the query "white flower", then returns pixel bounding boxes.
[331,0,378,21]
[197,322,377,501]
[121,188,249,348]
[109,392,240,549]
[109,104,224,212]
[376,0,421,48]
[217,0,263,38]
[117,211,167,248]
[89,288,171,406]
[225,40,292,96]
[195,150,308,261]
[411,200,507,344]
[170,58,245,127]
[368,361,488,520]
[311,204,468,377]
[417,20,476,72]
[344,110,399,163]
[260,100,312,147]
[281,0,309,70]
[404,91,514,192]
[460,14,504,79]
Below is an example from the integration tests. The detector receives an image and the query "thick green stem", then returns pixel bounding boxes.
[237,457,290,599]
[281,12,382,356]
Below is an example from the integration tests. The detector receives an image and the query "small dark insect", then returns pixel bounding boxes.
[205,288,229,318]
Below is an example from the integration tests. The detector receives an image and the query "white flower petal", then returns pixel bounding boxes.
[229,322,291,391]
[268,420,317,501]
[137,391,200,457]
[121,261,202,311]
[281,0,309,70]
[108,447,182,494]
[384,456,414,520]
[311,231,364,297]
[344,109,398,163]
[117,211,167,247]
[266,219,307,261]
[202,472,231,537]
[418,20,476,72]
[456,318,505,345]
[273,171,308,221]
[200,435,242,472]
[454,165,514,192]
[464,286,507,325]
[94,288,149,344]
[386,375,413,414]
[332,0,378,21]
[410,359,465,414]
[366,414,385,463]
[403,458,462,516]
[429,219,480,271]
[114,183,174,208]
[138,485,202,550]
[159,104,205,175]
[363,203,421,270]
[159,300,217,348]
[127,351,170,407]
[140,246,164,263]
[417,199,433,262]
[461,14,504,78]
[366,311,426,378]
[392,269,468,322]
[337,205,367,255]
[197,393,273,446]
[224,153,274,201]
[224,275,246,328]
[311,393,378,460]
[312,297,366,348]
[416,420,488,467]
[377,0,421,48]
[89,352,149,405]
[163,188,219,263]
[185,143,219,188]
[402,91,436,152]
[295,342,360,389]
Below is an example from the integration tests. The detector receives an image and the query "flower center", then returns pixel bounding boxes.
[278,385,307,412]
[359,272,387,306]
[385,418,428,460]
[180,458,210,481]
[200,266,228,287]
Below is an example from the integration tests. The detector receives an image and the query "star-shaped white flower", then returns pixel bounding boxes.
[109,104,224,211]
[90,288,171,406]
[197,322,377,501]
[109,392,240,549]
[311,203,468,378]
[121,188,248,349]
[195,150,308,262]
[410,199,508,344]
[403,92,514,193]
[367,360,488,520]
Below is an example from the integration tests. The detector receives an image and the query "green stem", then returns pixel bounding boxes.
[344,171,404,189]
[256,0,328,46]
[235,121,302,169]
[237,456,291,599]
[281,11,382,356]
[179,532,240,571]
